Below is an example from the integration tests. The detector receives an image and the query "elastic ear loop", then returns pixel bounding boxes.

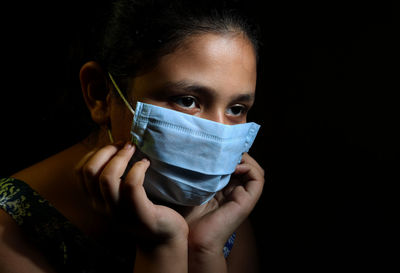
[107,129,114,143]
[107,72,136,143]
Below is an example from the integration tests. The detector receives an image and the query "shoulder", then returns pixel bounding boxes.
[0,177,56,272]
[226,218,259,273]
[0,208,56,273]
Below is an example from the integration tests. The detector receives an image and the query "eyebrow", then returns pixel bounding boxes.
[160,80,255,103]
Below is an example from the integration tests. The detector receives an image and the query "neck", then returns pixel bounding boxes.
[81,128,112,150]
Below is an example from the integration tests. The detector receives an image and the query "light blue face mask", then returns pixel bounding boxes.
[108,73,260,206]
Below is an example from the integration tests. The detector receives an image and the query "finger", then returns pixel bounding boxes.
[234,163,264,183]
[240,153,265,177]
[99,143,136,208]
[196,187,256,245]
[222,175,242,198]
[121,158,153,223]
[81,144,121,207]
[218,176,264,235]
[218,163,264,220]
[223,155,264,200]
[234,163,264,202]
[240,153,263,171]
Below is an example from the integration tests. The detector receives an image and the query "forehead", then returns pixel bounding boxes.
[130,33,257,98]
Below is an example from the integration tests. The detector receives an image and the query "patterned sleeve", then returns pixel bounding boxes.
[0,177,130,273]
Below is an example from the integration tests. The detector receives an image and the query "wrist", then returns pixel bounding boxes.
[188,247,227,273]
[135,237,188,273]
[187,230,227,259]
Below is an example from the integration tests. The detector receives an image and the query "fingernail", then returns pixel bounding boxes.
[142,158,149,163]
[123,142,133,150]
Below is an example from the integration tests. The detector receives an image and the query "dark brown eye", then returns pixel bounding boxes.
[227,105,245,116]
[174,96,197,109]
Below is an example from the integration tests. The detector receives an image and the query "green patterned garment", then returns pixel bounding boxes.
[0,178,131,273]
[0,177,235,272]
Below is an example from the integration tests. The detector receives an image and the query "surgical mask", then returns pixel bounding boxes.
[108,73,260,206]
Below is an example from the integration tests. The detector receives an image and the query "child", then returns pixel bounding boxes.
[0,1,264,272]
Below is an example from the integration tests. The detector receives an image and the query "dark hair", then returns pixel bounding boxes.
[95,0,260,84]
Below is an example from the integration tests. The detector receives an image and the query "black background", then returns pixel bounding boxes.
[1,1,398,272]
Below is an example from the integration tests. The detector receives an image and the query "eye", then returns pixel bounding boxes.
[226,104,247,116]
[172,96,198,109]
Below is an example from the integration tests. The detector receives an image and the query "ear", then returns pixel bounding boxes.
[80,61,111,126]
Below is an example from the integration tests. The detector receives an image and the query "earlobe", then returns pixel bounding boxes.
[80,61,111,125]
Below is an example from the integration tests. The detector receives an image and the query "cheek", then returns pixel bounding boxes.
[110,104,133,142]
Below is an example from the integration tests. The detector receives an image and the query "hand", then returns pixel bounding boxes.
[185,153,265,271]
[75,142,188,246]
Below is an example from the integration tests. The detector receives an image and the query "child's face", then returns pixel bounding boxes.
[110,33,257,141]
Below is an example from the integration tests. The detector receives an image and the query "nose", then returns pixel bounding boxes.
[200,109,229,125]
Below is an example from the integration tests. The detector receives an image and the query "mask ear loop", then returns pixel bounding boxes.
[108,73,135,115]
[107,72,136,143]
[107,128,115,143]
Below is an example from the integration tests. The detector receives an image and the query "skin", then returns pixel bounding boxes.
[0,33,264,273]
